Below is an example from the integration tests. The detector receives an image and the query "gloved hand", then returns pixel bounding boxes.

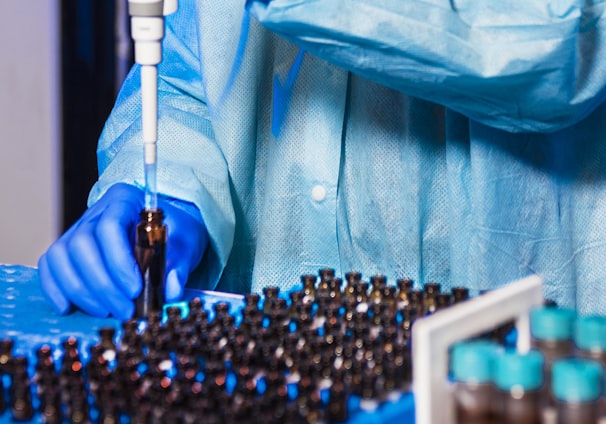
[38,183,209,320]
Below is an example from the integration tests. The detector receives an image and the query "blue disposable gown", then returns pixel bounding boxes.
[89,0,606,314]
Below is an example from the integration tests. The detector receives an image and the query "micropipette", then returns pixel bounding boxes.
[128,0,178,317]
[127,0,178,211]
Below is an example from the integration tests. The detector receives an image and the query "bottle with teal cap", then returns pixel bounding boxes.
[574,315,606,368]
[574,315,606,421]
[529,306,576,407]
[493,349,544,424]
[551,357,602,424]
[450,340,501,424]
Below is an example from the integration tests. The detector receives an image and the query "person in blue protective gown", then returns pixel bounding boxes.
[37,0,606,320]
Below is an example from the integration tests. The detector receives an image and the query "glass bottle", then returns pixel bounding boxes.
[356,281,370,305]
[369,275,387,305]
[0,358,7,413]
[120,319,141,354]
[34,344,56,392]
[574,315,606,420]
[0,338,15,413]
[408,289,424,313]
[327,379,348,422]
[244,292,260,311]
[0,338,14,376]
[451,340,501,424]
[551,358,602,424]
[494,349,545,424]
[574,315,606,368]
[288,290,304,321]
[187,296,204,317]
[329,277,343,306]
[98,326,117,362]
[301,274,317,304]
[10,356,33,421]
[529,306,576,408]
[382,285,397,312]
[451,287,470,304]
[262,286,279,316]
[134,209,167,318]
[435,292,452,312]
[399,305,419,342]
[393,341,412,392]
[423,282,441,315]
[396,277,413,310]
[318,268,335,284]
[345,272,362,300]
[359,367,380,412]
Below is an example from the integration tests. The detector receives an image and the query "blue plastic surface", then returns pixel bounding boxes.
[0,265,122,361]
[0,264,415,423]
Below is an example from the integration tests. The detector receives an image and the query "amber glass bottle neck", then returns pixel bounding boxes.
[140,208,164,225]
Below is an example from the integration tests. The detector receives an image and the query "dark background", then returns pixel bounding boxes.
[61,0,132,230]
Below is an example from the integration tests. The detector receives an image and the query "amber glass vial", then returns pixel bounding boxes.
[134,209,167,318]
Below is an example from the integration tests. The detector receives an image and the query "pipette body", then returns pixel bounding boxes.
[128,0,178,211]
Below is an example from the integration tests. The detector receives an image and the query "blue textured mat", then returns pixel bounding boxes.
[0,265,122,360]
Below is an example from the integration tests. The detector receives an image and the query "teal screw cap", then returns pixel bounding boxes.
[552,358,603,402]
[574,315,606,351]
[530,306,576,341]
[494,349,545,391]
[451,340,501,384]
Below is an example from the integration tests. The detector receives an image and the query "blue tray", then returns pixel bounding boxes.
[0,264,415,423]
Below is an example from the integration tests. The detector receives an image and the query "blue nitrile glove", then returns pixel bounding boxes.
[38,183,208,320]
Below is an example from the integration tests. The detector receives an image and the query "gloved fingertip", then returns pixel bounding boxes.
[38,259,71,315]
[41,286,70,315]
[50,295,71,316]
[165,269,184,302]
[114,302,135,321]
[91,309,111,319]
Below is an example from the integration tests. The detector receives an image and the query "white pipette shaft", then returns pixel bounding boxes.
[141,64,158,211]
